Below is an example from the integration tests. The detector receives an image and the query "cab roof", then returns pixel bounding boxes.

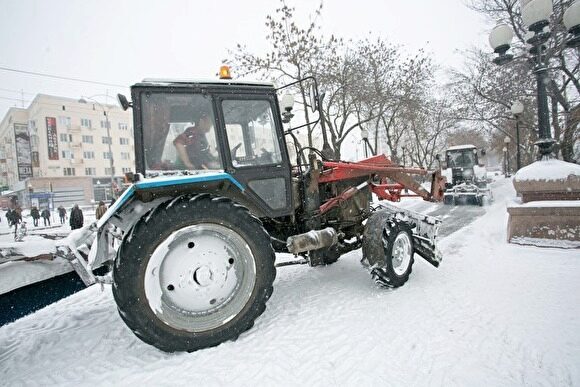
[135,78,275,88]
[447,144,477,151]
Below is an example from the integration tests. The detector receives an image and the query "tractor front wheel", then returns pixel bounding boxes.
[362,210,415,288]
[112,195,276,352]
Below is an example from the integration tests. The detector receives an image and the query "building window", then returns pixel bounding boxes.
[82,135,93,144]
[122,167,132,173]
[83,151,95,159]
[63,167,76,176]
[103,152,112,159]
[102,136,112,144]
[120,152,131,160]
[61,150,74,159]
[105,167,115,175]
[119,137,129,145]
[85,167,96,176]
[58,116,71,129]
[100,120,110,129]
[59,133,73,142]
[119,123,128,130]
[81,118,92,128]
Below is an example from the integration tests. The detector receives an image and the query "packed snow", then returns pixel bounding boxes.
[514,159,580,182]
[0,208,97,295]
[0,179,579,385]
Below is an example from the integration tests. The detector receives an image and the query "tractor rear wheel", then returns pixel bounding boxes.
[112,194,276,352]
[362,210,415,288]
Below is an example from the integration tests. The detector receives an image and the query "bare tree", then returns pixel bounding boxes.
[227,1,336,150]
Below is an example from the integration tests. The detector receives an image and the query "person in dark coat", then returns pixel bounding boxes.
[41,208,51,226]
[30,206,40,227]
[57,205,67,224]
[69,204,84,230]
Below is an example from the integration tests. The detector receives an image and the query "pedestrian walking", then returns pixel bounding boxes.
[95,201,107,220]
[57,205,67,224]
[41,208,51,226]
[30,206,40,227]
[69,204,84,230]
[12,205,22,239]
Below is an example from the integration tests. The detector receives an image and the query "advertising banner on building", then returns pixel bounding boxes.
[14,123,33,180]
[46,117,59,160]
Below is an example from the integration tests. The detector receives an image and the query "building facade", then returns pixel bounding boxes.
[0,94,134,208]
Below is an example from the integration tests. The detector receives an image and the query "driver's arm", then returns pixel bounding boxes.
[174,142,195,169]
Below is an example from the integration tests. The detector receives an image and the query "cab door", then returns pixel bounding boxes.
[216,94,293,218]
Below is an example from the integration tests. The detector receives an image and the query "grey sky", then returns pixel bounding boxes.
[0,0,490,116]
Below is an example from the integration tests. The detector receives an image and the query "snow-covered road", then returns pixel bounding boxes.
[1,179,579,386]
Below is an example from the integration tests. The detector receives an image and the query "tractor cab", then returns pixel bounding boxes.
[129,78,294,217]
[445,145,479,170]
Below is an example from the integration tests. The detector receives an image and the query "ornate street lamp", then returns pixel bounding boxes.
[489,0,580,159]
[511,100,524,170]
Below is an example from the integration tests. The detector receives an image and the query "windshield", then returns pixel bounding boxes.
[140,92,222,174]
[446,149,476,168]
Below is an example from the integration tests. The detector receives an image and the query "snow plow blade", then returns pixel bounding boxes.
[55,223,99,287]
[443,183,492,206]
[373,202,442,267]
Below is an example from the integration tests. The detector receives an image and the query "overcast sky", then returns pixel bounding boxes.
[0,0,491,117]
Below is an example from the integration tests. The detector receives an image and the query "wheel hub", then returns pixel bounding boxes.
[392,232,412,276]
[193,265,214,287]
[144,223,256,332]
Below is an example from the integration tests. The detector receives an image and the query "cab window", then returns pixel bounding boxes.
[222,100,282,168]
[140,92,222,173]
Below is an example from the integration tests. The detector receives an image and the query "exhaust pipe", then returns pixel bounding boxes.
[286,228,338,254]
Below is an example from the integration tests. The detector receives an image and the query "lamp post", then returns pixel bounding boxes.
[79,95,116,199]
[504,136,511,175]
[503,146,508,175]
[511,100,524,170]
[361,129,369,158]
[489,0,580,160]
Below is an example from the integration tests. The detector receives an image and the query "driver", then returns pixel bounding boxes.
[173,112,216,170]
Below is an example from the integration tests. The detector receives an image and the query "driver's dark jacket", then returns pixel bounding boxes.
[173,127,211,169]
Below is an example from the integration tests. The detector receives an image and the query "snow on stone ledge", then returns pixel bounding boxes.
[519,200,580,208]
[510,236,580,249]
[514,159,580,182]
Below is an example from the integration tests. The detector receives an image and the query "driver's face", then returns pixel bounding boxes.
[198,116,211,132]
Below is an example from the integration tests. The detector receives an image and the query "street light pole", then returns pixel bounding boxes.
[80,95,116,199]
[361,129,369,158]
[511,100,524,171]
[504,136,511,176]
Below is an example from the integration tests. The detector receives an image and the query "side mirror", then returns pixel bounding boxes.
[117,94,133,111]
[480,148,486,156]
[309,84,318,112]
[435,154,441,161]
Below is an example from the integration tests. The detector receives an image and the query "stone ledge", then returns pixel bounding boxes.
[507,205,580,242]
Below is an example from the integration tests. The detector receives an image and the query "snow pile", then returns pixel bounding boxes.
[0,180,579,385]
[514,159,580,182]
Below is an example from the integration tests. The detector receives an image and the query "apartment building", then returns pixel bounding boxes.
[0,94,134,208]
